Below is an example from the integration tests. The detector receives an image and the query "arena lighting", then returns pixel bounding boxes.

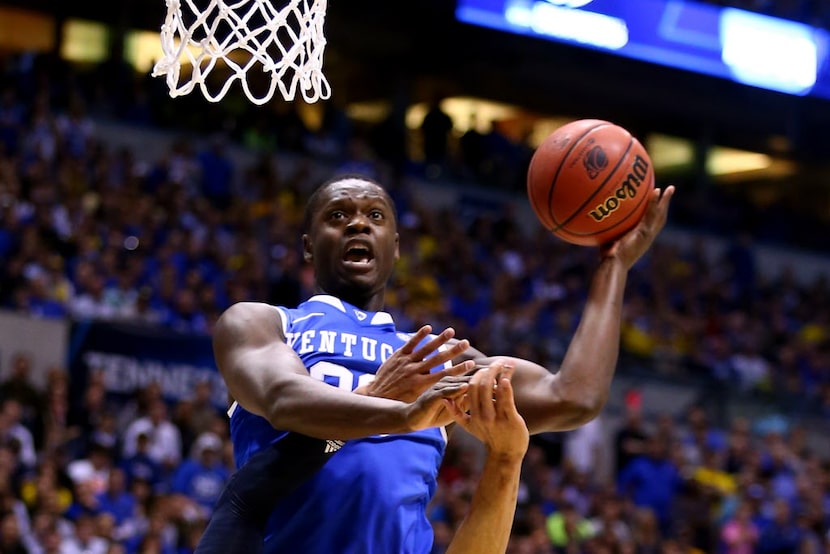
[505,1,628,50]
[456,0,830,99]
[720,8,818,95]
[706,148,772,176]
[543,0,596,9]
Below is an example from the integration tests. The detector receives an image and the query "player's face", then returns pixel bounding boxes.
[303,178,399,309]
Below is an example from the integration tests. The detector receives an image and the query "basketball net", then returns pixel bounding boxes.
[152,0,331,105]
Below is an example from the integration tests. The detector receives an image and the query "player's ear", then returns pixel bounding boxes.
[302,234,313,263]
[394,233,400,261]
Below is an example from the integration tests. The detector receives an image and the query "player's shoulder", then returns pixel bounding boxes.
[214,301,285,340]
[218,301,282,323]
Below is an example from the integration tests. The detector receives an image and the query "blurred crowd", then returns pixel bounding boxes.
[0,350,828,553]
[435,394,830,554]
[0,52,828,552]
[0,355,230,554]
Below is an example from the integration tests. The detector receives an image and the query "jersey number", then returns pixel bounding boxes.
[309,361,375,392]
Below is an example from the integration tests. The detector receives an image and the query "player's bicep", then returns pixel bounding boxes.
[213,302,306,419]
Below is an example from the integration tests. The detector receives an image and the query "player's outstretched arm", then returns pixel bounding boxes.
[444,360,529,554]
[462,186,675,433]
[213,301,472,440]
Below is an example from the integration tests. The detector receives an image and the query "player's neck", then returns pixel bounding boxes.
[317,287,386,313]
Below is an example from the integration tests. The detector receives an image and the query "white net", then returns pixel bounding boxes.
[152,0,331,105]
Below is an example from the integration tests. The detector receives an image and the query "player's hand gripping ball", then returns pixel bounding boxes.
[527,119,655,246]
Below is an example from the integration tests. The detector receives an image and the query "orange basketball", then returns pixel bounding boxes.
[527,119,655,246]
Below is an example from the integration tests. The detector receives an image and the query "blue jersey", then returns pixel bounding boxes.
[228,295,448,554]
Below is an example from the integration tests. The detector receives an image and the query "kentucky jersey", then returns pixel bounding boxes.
[228,295,448,554]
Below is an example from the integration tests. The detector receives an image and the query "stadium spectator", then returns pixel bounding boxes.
[756,498,804,553]
[563,414,607,478]
[0,398,37,469]
[420,93,454,175]
[96,468,137,528]
[613,390,649,475]
[720,499,760,553]
[0,352,42,419]
[617,433,684,536]
[60,513,109,554]
[121,399,182,473]
[66,439,114,497]
[545,501,594,551]
[168,432,228,519]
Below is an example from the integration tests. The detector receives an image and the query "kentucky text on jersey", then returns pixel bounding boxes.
[285,328,397,362]
[228,295,451,554]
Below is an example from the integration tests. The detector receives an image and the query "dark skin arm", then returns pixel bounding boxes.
[367,186,675,434]
[459,249,628,433]
[213,301,473,440]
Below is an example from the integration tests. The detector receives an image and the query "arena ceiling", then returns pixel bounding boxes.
[3,0,830,166]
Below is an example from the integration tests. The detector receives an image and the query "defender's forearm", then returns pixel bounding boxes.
[446,452,524,554]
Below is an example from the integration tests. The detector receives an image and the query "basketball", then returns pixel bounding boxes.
[527,119,655,246]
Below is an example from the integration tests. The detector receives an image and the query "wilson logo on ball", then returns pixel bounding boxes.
[583,145,608,179]
[588,154,650,222]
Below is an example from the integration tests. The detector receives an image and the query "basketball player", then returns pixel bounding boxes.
[210,174,674,553]
[196,360,528,554]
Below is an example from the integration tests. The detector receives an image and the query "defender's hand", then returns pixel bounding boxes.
[445,359,529,461]
[601,185,675,270]
[367,325,472,402]
[404,371,474,431]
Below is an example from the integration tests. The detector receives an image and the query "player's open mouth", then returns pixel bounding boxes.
[343,243,374,266]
